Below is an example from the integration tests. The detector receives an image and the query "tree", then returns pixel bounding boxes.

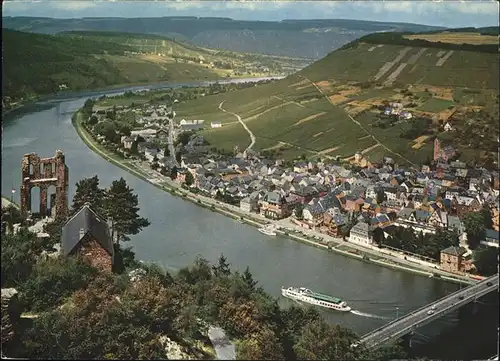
[185,171,194,187]
[1,228,41,287]
[293,320,363,360]
[213,253,231,278]
[463,212,486,249]
[175,151,182,164]
[20,274,167,360]
[104,177,150,244]
[480,205,493,229]
[473,247,498,276]
[71,175,106,216]
[95,120,118,143]
[164,146,170,158]
[130,140,138,154]
[19,256,97,312]
[375,189,386,205]
[170,167,178,180]
[294,203,304,219]
[1,205,24,234]
[242,266,258,292]
[119,124,131,136]
[88,115,98,126]
[236,327,286,360]
[372,227,385,246]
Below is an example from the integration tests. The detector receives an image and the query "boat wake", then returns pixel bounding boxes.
[350,310,387,319]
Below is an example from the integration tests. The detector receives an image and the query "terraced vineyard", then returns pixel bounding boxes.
[175,31,499,166]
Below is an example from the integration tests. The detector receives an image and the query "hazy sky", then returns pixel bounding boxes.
[3,1,499,28]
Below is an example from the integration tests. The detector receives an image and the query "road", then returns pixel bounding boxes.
[208,326,236,360]
[167,116,178,166]
[219,101,256,158]
[360,275,499,349]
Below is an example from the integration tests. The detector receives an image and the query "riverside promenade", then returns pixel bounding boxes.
[73,110,479,286]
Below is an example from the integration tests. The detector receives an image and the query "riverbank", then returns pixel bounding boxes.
[73,109,477,286]
[2,75,284,117]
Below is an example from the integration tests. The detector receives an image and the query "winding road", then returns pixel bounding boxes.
[219,101,256,158]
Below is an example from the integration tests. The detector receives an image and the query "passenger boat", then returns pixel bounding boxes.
[281,286,351,312]
[258,225,277,236]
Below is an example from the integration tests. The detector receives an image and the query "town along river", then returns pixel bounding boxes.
[2,81,497,359]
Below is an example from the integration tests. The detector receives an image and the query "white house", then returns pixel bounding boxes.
[348,219,373,246]
[211,121,222,128]
[443,122,454,132]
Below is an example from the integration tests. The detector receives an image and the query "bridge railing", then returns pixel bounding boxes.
[363,281,499,348]
[360,275,497,340]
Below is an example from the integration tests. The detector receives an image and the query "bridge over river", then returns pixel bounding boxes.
[358,274,499,350]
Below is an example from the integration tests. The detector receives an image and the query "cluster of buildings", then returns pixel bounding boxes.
[146,139,498,274]
[88,102,498,276]
[382,101,413,120]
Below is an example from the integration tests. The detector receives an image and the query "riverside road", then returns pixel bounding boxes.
[1,81,498,359]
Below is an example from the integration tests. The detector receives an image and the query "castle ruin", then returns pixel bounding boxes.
[20,150,69,220]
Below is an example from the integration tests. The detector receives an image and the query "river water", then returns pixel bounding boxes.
[1,79,497,359]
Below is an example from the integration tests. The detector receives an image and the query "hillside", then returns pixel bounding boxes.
[174,31,499,168]
[2,29,291,111]
[2,16,445,59]
[59,31,310,75]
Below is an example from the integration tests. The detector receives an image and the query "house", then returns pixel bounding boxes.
[121,136,134,150]
[258,191,290,220]
[348,219,373,246]
[211,121,222,128]
[60,204,114,272]
[399,111,413,120]
[303,194,339,227]
[144,147,160,162]
[440,246,467,274]
[322,213,347,237]
[155,128,169,141]
[481,229,499,248]
[443,122,454,132]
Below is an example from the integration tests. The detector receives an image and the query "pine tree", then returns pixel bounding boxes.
[104,177,150,244]
[71,175,106,216]
[212,253,231,277]
[242,266,257,291]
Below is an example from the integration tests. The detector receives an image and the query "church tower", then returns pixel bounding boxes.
[433,138,441,161]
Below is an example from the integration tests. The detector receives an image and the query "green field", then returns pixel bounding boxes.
[417,98,454,112]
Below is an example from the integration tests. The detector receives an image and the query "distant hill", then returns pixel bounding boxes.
[1,29,223,108]
[2,16,445,59]
[2,29,306,111]
[173,30,499,168]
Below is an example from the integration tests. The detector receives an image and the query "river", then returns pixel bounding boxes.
[1,79,497,359]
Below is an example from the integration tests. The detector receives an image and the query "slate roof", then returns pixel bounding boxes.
[441,246,467,256]
[485,229,500,242]
[61,204,114,257]
[350,220,371,236]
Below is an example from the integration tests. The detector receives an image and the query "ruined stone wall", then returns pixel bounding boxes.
[71,236,113,273]
[20,150,69,220]
[1,288,21,351]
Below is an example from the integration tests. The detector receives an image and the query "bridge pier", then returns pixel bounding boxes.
[397,332,414,350]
